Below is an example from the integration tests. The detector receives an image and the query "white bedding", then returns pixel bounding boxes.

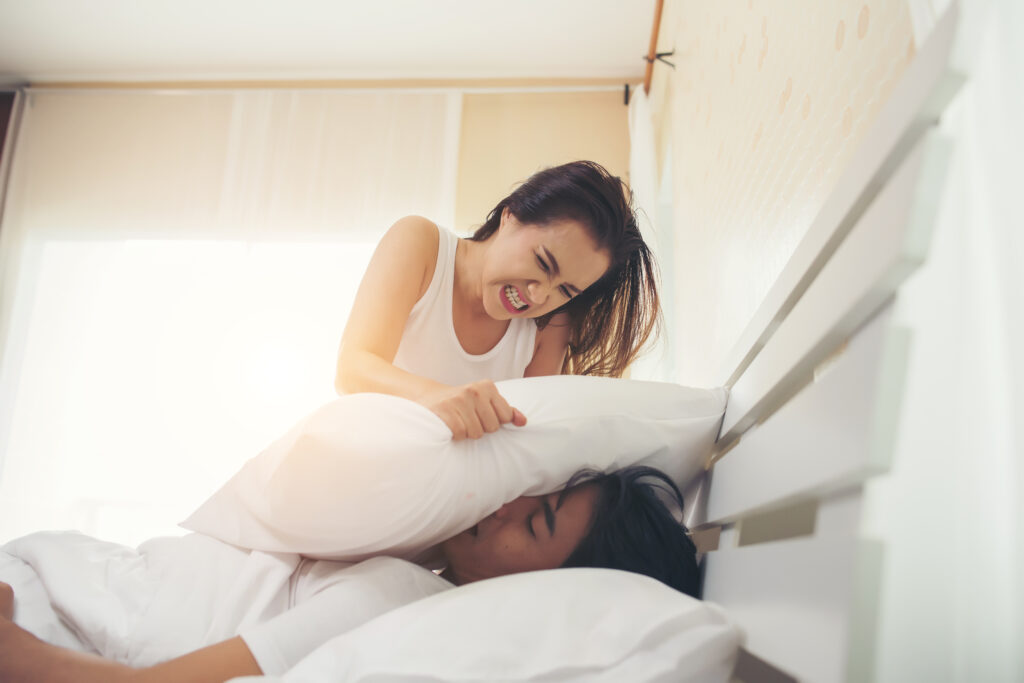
[1,531,741,682]
[2,531,303,665]
[0,530,450,674]
[241,568,742,683]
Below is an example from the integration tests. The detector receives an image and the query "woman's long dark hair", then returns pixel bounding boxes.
[470,160,661,377]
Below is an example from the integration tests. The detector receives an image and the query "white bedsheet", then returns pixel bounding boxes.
[1,531,741,682]
[1,530,301,666]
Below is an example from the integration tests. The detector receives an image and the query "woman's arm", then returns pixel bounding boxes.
[335,215,442,400]
[336,216,525,440]
[523,313,571,377]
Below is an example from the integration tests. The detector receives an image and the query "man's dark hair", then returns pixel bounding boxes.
[559,466,700,598]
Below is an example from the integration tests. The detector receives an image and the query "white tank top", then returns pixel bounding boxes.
[392,226,537,385]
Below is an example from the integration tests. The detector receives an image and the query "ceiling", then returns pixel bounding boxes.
[0,0,657,84]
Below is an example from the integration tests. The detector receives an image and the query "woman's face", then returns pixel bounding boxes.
[440,483,599,585]
[479,210,611,320]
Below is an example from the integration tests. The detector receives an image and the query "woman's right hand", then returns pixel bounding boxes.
[419,380,527,441]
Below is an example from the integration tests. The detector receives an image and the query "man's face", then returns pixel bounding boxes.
[441,483,599,585]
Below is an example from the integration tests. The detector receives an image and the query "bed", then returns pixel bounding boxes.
[691,5,963,681]
[0,4,963,681]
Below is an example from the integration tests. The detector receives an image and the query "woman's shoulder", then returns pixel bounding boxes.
[524,312,571,377]
[376,216,442,300]
[534,312,572,345]
[378,216,441,268]
[383,215,441,251]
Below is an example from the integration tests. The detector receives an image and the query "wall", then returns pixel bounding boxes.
[650,0,917,386]
[455,90,629,232]
[0,88,462,542]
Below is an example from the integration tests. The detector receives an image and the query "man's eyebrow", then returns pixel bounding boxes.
[542,498,556,536]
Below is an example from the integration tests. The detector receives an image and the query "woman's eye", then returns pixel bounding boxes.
[526,513,537,538]
[560,286,572,299]
[535,255,550,273]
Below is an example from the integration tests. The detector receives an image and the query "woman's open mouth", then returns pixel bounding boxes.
[502,285,529,314]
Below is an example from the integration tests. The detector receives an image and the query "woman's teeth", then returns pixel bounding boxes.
[504,285,528,311]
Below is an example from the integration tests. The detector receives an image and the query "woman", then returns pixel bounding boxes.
[336,160,661,440]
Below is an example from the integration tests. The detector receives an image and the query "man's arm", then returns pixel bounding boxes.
[0,583,261,683]
[1,580,12,620]
[0,614,134,683]
[139,636,262,683]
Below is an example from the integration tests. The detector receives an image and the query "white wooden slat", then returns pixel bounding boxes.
[680,470,709,530]
[702,493,872,683]
[718,130,952,443]
[716,3,962,390]
[705,304,909,525]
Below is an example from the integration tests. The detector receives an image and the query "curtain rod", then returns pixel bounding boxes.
[642,0,675,95]
[26,77,633,92]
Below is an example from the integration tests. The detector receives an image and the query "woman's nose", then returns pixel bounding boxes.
[527,281,550,305]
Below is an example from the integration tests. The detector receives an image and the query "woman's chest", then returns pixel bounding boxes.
[451,305,510,355]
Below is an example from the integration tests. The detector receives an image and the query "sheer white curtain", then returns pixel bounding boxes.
[0,88,461,545]
[627,84,675,382]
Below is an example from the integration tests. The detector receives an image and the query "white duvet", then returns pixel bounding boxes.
[1,530,301,666]
[1,530,741,682]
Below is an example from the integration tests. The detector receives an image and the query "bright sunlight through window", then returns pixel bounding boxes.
[0,238,376,546]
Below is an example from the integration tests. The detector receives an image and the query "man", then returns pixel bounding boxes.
[0,465,699,682]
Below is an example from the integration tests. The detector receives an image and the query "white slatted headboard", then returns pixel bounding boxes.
[695,5,964,681]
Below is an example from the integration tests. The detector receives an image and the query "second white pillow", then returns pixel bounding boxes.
[181,375,726,562]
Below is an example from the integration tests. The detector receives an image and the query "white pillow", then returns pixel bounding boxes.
[237,568,742,683]
[182,375,726,562]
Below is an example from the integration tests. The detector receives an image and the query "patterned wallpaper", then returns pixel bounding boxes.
[649,0,917,386]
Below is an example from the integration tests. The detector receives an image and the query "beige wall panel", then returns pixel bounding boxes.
[655,0,916,385]
[455,91,628,233]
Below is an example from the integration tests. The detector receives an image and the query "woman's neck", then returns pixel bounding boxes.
[453,236,488,319]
